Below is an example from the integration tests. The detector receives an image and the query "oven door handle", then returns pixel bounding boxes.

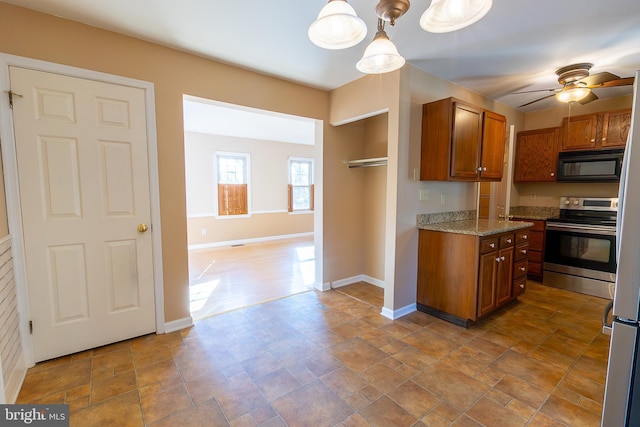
[546,222,616,236]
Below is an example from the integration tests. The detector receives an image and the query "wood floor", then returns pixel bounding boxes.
[188,235,315,319]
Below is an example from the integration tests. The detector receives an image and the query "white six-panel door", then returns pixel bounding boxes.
[10,66,156,362]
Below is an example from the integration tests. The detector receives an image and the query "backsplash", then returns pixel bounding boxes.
[416,210,476,226]
[509,205,560,220]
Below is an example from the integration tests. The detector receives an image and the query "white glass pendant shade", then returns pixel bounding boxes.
[356,30,406,74]
[420,0,492,33]
[308,0,367,50]
[556,86,591,103]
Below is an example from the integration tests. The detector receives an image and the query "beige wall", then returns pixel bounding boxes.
[184,131,314,245]
[330,66,525,313]
[513,94,632,208]
[362,114,388,282]
[0,3,330,322]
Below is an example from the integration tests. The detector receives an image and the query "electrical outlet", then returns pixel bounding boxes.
[201,228,207,236]
[440,194,446,205]
[419,189,429,200]
[530,193,537,200]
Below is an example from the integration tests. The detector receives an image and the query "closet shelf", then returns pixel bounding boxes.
[345,157,388,169]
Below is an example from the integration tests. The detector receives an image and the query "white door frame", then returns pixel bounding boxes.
[0,53,165,367]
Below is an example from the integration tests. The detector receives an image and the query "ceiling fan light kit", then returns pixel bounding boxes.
[309,0,492,74]
[420,0,493,33]
[555,86,591,103]
[308,0,367,50]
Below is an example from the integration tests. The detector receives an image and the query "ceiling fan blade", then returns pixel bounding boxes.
[511,88,558,94]
[579,92,599,105]
[591,76,635,88]
[518,93,557,108]
[580,72,620,87]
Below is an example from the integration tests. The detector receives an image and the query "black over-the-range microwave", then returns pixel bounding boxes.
[556,148,625,182]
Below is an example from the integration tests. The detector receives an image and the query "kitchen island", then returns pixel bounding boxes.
[417,217,533,327]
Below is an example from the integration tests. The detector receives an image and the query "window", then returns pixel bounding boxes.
[217,153,249,216]
[288,158,314,212]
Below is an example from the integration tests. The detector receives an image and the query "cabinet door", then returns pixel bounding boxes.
[561,114,598,151]
[478,251,497,317]
[601,109,632,148]
[514,128,559,182]
[495,247,513,306]
[480,110,506,180]
[450,102,482,179]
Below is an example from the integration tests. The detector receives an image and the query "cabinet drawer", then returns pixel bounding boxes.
[499,234,515,249]
[530,220,545,232]
[528,250,543,264]
[516,230,530,244]
[480,237,499,254]
[514,259,528,278]
[515,243,529,261]
[528,261,543,275]
[528,230,544,251]
[514,276,526,297]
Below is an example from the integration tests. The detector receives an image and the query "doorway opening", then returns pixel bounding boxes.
[183,96,321,320]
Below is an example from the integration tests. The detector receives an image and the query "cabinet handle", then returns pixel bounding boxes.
[477,167,483,172]
[520,284,525,289]
[591,138,596,142]
[523,235,528,240]
[551,172,555,177]
[496,257,501,262]
[520,267,526,272]
[602,138,607,142]
[483,167,487,171]
[521,249,527,254]
[501,256,506,261]
[507,238,512,243]
[490,243,495,248]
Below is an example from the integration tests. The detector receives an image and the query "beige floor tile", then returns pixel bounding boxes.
[16,275,611,427]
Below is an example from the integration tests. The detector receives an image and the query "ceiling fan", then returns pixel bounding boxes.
[515,63,634,108]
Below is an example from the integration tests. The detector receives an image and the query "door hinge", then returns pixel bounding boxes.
[29,320,33,334]
[7,90,23,109]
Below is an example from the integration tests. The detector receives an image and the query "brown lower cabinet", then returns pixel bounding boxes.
[417,227,530,327]
[512,218,545,281]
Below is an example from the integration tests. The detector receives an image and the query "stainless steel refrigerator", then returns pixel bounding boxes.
[602,70,640,426]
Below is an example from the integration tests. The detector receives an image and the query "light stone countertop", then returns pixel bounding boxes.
[417,218,534,236]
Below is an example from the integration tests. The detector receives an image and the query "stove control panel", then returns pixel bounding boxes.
[559,197,618,212]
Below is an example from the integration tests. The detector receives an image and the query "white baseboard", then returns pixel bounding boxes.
[3,358,26,404]
[188,232,313,251]
[330,274,384,289]
[381,303,417,320]
[164,316,193,333]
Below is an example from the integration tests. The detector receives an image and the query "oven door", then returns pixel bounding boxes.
[545,223,617,273]
[544,223,617,298]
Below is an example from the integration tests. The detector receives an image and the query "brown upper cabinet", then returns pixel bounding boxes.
[561,108,631,151]
[514,127,560,182]
[421,98,507,181]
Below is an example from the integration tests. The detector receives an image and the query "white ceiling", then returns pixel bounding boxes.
[5,0,640,112]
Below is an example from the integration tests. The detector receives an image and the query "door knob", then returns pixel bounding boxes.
[137,224,149,233]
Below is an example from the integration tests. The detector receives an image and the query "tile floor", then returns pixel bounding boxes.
[17,281,610,426]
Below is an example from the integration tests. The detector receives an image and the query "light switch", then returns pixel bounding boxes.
[441,195,446,205]
[419,189,429,200]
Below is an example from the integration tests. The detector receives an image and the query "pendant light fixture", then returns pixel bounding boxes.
[308,0,493,74]
[308,0,367,50]
[356,19,405,74]
[420,0,493,33]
